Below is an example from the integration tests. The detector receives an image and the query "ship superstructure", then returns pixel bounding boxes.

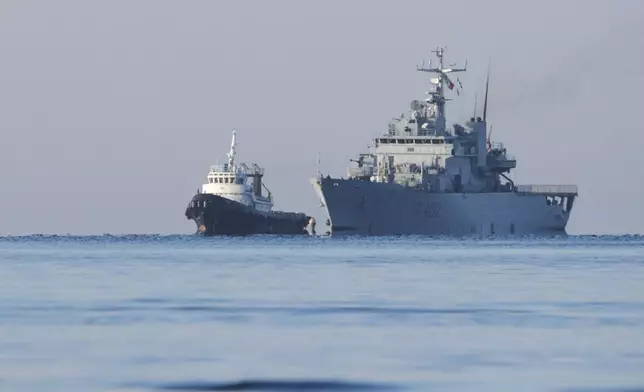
[185,130,311,236]
[311,47,577,236]
[200,129,273,212]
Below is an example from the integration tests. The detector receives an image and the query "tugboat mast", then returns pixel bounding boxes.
[227,129,237,169]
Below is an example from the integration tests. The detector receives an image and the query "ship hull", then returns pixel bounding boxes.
[311,177,575,237]
[185,193,311,236]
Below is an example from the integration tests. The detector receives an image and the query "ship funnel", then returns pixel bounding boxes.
[251,163,263,198]
[253,176,262,198]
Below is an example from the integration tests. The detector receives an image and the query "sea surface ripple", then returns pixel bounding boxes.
[1,234,643,392]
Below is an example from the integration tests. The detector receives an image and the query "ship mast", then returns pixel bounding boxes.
[227,129,237,169]
[483,60,490,122]
[416,47,467,133]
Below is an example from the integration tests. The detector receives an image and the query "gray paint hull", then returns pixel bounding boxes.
[311,177,573,237]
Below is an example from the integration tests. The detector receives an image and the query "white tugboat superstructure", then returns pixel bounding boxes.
[200,130,272,213]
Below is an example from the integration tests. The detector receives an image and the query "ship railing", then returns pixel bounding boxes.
[515,184,578,196]
[490,153,516,162]
[209,164,262,176]
[245,163,265,176]
[491,142,505,150]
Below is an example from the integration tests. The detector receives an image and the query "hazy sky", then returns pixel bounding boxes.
[1,0,643,235]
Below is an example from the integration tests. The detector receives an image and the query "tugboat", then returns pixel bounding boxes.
[185,129,313,236]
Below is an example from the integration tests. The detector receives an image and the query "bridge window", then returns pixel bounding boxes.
[414,139,423,144]
[397,139,405,144]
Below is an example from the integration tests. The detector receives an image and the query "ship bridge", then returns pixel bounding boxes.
[372,136,454,167]
[205,164,263,185]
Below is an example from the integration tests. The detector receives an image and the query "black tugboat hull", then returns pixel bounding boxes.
[185,193,311,236]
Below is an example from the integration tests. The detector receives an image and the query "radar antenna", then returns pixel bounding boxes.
[415,46,467,133]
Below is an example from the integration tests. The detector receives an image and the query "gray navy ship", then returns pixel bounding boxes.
[310,47,578,236]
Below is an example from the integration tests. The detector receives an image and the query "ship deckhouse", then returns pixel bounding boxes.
[200,130,273,213]
[346,47,519,192]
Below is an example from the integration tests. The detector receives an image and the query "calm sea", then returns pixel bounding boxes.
[1,235,644,392]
